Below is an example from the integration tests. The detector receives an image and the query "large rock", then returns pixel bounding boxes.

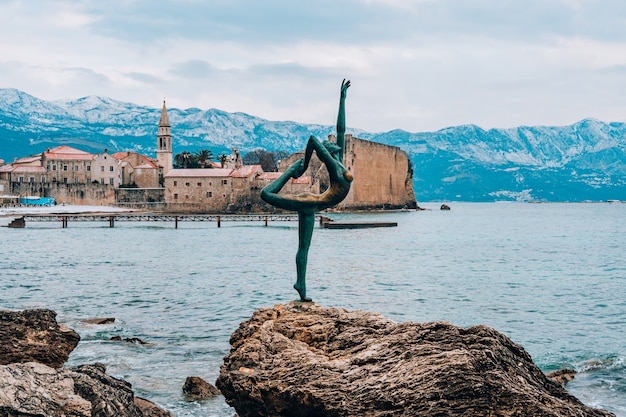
[0,362,91,416]
[0,309,172,417]
[0,309,80,368]
[216,302,614,417]
[182,376,221,401]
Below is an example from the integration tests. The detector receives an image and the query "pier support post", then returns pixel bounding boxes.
[109,216,114,228]
[264,216,268,226]
[175,216,178,229]
[217,216,221,228]
[61,216,68,228]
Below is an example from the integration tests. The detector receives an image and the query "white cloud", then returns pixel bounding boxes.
[1,0,626,132]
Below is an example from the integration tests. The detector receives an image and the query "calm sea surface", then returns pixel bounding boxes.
[1,202,625,416]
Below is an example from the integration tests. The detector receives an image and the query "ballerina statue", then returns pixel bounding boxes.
[261,79,352,302]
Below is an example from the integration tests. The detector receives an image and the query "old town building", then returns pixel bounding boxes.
[1,100,417,211]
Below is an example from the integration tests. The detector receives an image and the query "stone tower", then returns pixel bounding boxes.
[156,100,173,175]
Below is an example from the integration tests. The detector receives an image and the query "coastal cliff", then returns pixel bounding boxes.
[216,302,614,417]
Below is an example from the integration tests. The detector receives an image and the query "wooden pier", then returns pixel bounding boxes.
[4,212,401,229]
[9,213,304,228]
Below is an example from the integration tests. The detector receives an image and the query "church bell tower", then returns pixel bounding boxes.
[156,100,173,175]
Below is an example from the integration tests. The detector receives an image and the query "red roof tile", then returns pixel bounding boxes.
[230,165,262,178]
[164,168,233,178]
[259,172,282,180]
[292,175,312,185]
[13,155,42,164]
[44,145,94,161]
[0,165,46,173]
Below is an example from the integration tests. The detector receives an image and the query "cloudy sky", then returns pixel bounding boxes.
[2,0,626,133]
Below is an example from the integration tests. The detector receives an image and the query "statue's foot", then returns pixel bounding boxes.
[294,283,312,302]
[286,158,305,179]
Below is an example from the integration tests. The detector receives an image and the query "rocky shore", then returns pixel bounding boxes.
[217,302,615,417]
[0,309,172,417]
[1,304,617,417]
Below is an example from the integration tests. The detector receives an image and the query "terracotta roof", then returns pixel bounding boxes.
[112,151,158,168]
[164,168,233,178]
[44,145,94,161]
[13,155,42,164]
[135,163,158,169]
[0,165,46,173]
[230,165,262,178]
[259,172,282,180]
[292,175,312,185]
[258,172,311,184]
[111,151,130,160]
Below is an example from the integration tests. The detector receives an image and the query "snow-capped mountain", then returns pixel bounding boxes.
[1,88,624,202]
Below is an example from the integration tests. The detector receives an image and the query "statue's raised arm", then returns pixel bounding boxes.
[336,79,351,162]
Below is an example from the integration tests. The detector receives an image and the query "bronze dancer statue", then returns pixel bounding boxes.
[261,79,352,302]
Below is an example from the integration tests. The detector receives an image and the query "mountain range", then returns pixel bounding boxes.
[1,88,624,202]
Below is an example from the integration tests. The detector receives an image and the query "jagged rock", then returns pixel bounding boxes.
[135,397,174,417]
[110,336,150,345]
[0,309,172,417]
[82,317,116,325]
[0,362,92,416]
[216,302,614,417]
[0,361,174,417]
[546,369,577,386]
[0,309,80,368]
[182,376,221,401]
[71,362,144,416]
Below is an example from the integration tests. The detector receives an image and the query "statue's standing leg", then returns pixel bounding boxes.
[294,211,315,302]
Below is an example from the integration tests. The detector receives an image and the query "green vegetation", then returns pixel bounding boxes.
[173,149,214,169]
[242,148,289,172]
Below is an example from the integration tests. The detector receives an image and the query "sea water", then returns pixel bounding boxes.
[0,202,624,416]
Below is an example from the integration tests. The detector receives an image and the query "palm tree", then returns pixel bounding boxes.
[219,153,228,168]
[195,149,214,168]
[174,151,194,169]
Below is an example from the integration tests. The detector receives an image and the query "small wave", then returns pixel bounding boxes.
[577,356,625,373]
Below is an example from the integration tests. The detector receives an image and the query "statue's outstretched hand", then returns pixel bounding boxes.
[340,79,351,99]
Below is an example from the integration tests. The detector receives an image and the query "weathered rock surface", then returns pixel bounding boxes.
[0,362,92,416]
[0,362,145,417]
[183,376,221,401]
[134,397,174,417]
[546,368,577,386]
[0,309,172,417]
[0,309,80,368]
[216,302,614,417]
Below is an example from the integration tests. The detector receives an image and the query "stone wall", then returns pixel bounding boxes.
[115,188,165,210]
[279,135,417,210]
[342,135,417,210]
[7,182,116,205]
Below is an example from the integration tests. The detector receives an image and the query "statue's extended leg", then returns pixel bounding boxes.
[294,211,315,302]
[260,158,305,210]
